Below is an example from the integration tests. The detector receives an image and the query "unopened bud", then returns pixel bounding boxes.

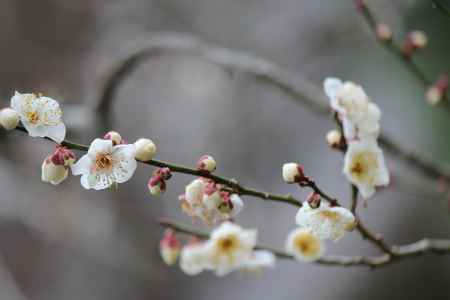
[354,0,365,12]
[426,74,448,106]
[282,163,305,184]
[148,175,166,196]
[409,30,427,49]
[41,158,69,185]
[326,129,342,148]
[104,131,122,146]
[159,229,181,265]
[0,108,20,130]
[50,146,76,167]
[307,192,321,209]
[197,155,217,173]
[41,146,75,186]
[155,167,172,180]
[134,138,157,162]
[376,23,392,42]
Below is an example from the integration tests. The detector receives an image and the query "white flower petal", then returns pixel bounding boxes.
[111,144,137,184]
[71,155,92,176]
[45,122,66,144]
[88,139,113,158]
[323,77,343,103]
[230,194,244,217]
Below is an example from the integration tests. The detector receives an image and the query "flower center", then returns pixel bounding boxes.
[94,152,114,172]
[349,151,378,182]
[294,233,320,257]
[217,235,239,255]
[26,111,40,124]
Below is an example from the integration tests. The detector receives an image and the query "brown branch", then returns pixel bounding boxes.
[159,218,450,269]
[13,125,301,207]
[351,186,395,256]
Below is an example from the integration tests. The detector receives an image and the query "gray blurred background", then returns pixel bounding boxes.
[1,0,450,299]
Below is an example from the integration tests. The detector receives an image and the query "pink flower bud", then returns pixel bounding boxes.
[50,146,76,167]
[155,167,172,180]
[159,229,181,265]
[426,74,448,106]
[354,0,365,12]
[402,31,427,57]
[376,23,392,42]
[103,131,122,146]
[307,192,321,209]
[197,155,217,173]
[42,158,69,185]
[148,175,166,196]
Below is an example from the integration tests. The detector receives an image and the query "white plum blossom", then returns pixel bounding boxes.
[343,138,389,199]
[71,138,137,190]
[285,228,325,262]
[179,242,211,276]
[11,92,66,143]
[295,201,356,241]
[179,222,261,276]
[0,108,20,130]
[202,222,257,276]
[323,78,381,140]
[180,178,243,224]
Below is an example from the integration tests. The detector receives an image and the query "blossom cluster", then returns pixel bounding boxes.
[324,78,390,199]
[0,91,158,191]
[160,222,275,276]
[179,178,243,225]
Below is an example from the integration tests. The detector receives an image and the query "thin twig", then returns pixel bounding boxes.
[14,125,301,207]
[159,218,450,269]
[431,0,450,18]
[356,2,434,88]
[95,32,450,184]
[351,186,395,256]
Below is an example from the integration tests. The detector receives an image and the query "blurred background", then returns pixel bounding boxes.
[1,0,450,299]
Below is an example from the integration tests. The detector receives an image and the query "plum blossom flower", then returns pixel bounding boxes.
[285,228,325,262]
[179,241,211,275]
[323,78,381,140]
[179,178,243,224]
[71,138,137,190]
[202,222,257,276]
[295,200,356,241]
[11,92,66,143]
[41,146,76,185]
[343,138,389,198]
[178,223,274,276]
